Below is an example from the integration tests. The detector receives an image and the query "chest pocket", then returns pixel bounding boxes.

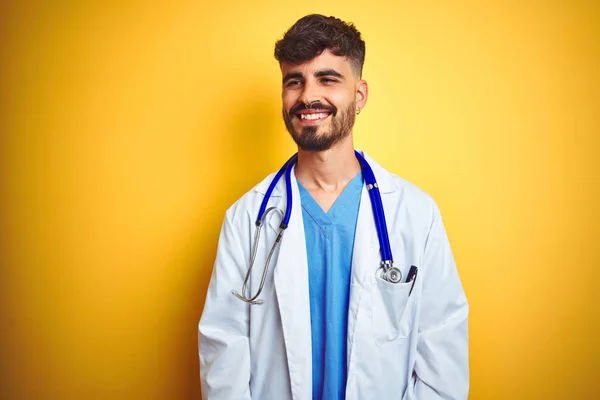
[371,275,416,344]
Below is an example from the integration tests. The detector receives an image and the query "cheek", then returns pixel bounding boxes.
[328,88,355,107]
[282,91,297,109]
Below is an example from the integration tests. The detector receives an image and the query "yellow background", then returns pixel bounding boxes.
[1,0,598,398]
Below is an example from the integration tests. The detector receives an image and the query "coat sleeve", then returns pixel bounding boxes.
[199,210,252,400]
[410,203,470,399]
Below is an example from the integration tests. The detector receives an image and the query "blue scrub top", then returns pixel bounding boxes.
[298,172,363,400]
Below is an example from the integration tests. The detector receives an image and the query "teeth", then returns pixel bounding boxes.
[300,113,328,120]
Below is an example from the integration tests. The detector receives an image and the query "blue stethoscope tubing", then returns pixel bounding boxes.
[232,151,399,305]
[256,153,298,229]
[354,151,393,263]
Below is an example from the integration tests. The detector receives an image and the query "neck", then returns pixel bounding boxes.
[295,135,361,193]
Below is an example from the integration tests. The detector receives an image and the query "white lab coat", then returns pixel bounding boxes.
[199,152,469,399]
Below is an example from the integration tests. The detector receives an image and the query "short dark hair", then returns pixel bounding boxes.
[274,14,366,77]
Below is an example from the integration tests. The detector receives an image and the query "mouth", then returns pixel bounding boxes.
[295,110,331,124]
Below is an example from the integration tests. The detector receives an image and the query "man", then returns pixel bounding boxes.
[199,14,469,400]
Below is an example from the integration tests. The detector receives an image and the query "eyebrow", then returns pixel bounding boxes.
[282,69,346,84]
[282,72,303,84]
[315,69,345,80]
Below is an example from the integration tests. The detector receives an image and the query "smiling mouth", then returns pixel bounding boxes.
[296,111,331,122]
[300,112,329,120]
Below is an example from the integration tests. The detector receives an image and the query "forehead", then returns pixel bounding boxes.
[279,49,354,77]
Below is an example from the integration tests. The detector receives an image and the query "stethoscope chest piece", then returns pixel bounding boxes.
[377,259,402,283]
[377,264,402,283]
[386,266,402,283]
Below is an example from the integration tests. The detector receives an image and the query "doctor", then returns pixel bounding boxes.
[199,14,469,400]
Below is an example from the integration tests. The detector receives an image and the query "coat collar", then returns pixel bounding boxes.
[253,150,395,198]
[256,150,391,263]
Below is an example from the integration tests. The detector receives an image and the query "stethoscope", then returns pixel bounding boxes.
[232,151,401,305]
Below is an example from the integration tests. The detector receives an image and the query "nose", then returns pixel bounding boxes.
[297,80,321,106]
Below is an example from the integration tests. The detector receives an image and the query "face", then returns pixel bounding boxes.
[281,50,368,152]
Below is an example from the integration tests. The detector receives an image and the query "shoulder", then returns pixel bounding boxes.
[389,173,440,216]
[363,151,440,222]
[224,171,279,224]
[385,173,445,247]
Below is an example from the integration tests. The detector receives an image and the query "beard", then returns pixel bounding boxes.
[283,101,356,152]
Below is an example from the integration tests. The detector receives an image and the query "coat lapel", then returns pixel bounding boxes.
[350,150,394,288]
[270,165,313,400]
[347,151,396,366]
[350,185,380,287]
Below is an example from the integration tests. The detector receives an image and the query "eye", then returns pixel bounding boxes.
[321,77,339,84]
[285,80,302,88]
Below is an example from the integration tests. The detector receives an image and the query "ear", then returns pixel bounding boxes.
[355,79,368,113]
